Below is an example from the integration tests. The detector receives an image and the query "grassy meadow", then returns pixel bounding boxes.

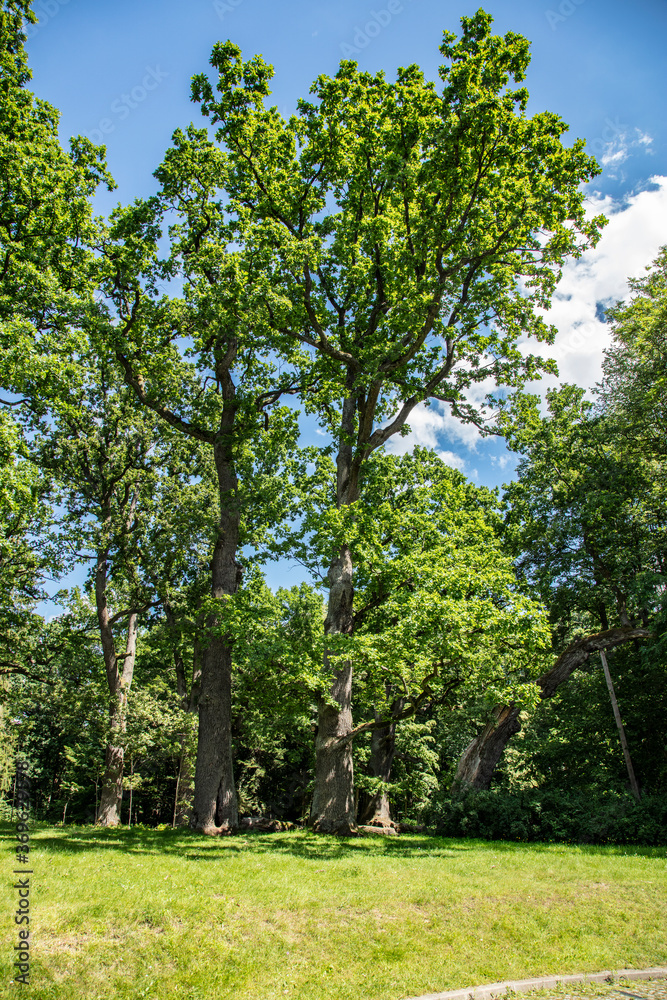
[1,824,666,1000]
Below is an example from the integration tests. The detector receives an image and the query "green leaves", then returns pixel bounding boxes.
[602,246,667,462]
[187,9,606,508]
[284,446,549,724]
[501,369,666,647]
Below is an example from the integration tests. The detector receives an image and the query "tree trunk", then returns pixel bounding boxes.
[193,632,237,831]
[97,612,138,825]
[98,742,125,827]
[453,704,522,790]
[453,626,651,791]
[191,436,240,834]
[96,532,138,827]
[310,388,362,835]
[358,696,405,827]
[123,345,242,834]
[311,543,357,835]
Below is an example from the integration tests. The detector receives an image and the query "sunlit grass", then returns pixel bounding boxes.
[1,824,665,1000]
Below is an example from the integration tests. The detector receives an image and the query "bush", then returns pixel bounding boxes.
[429,788,667,845]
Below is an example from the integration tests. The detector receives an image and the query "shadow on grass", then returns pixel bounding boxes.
[1,822,664,861]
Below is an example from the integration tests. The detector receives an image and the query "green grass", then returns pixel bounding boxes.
[1,824,666,1000]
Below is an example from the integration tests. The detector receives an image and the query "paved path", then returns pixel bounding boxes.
[406,968,667,1000]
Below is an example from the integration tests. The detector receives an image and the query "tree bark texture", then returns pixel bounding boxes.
[453,626,651,791]
[358,699,404,828]
[311,543,357,834]
[96,538,138,826]
[310,387,362,835]
[192,436,241,833]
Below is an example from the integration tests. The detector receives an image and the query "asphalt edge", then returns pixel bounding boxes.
[404,967,667,1000]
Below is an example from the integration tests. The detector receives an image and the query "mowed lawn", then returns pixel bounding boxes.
[1,824,666,1000]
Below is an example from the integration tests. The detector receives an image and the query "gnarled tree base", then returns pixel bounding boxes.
[97,743,124,827]
[311,817,358,837]
[197,822,236,836]
[192,634,238,833]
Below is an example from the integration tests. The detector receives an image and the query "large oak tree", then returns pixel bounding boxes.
[188,9,604,830]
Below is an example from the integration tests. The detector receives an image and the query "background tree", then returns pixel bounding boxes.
[0,409,58,690]
[19,349,170,825]
[3,593,108,823]
[278,446,551,827]
[0,0,112,391]
[135,467,225,826]
[456,275,667,792]
[600,246,667,463]
[0,0,115,810]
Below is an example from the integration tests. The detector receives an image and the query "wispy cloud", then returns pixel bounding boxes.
[599,127,654,170]
[436,450,466,472]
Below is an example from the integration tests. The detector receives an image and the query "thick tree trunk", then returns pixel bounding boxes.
[311,544,356,834]
[191,435,240,834]
[310,388,362,835]
[97,609,138,827]
[358,702,403,828]
[453,704,522,791]
[193,633,238,831]
[453,626,651,791]
[98,743,124,827]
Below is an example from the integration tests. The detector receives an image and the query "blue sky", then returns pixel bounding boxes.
[24,0,667,592]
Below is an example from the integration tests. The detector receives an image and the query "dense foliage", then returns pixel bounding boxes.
[1,1,665,843]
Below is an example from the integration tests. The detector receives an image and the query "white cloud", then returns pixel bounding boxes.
[436,449,466,471]
[384,391,494,462]
[384,402,451,455]
[601,145,629,168]
[523,175,667,394]
[380,176,667,466]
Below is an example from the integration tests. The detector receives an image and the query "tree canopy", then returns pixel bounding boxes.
[0,3,663,842]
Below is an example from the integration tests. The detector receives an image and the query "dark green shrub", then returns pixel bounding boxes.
[429,788,667,845]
